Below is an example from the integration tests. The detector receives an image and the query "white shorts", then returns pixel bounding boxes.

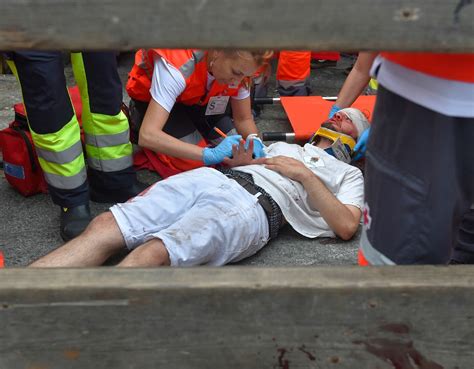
[110,167,270,266]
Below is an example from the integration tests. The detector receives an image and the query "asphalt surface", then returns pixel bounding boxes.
[0,53,361,267]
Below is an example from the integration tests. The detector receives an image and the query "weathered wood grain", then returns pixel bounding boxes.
[1,0,473,51]
[0,266,472,368]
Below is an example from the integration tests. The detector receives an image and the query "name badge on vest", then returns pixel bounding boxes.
[205,96,230,116]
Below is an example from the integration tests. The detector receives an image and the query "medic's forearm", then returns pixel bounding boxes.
[138,127,204,162]
[334,52,377,108]
[231,96,259,138]
[233,117,259,138]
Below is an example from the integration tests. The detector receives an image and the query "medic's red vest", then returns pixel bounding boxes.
[126,49,242,105]
[381,53,474,83]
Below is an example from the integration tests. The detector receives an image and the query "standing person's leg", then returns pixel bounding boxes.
[29,212,126,267]
[359,86,471,265]
[7,51,90,241]
[451,117,474,264]
[451,209,474,264]
[71,51,145,203]
[128,98,149,144]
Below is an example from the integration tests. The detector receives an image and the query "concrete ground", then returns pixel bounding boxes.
[0,53,361,267]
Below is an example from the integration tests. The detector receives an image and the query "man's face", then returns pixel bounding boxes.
[322,112,358,139]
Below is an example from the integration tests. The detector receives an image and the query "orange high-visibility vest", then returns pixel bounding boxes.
[381,52,474,83]
[277,51,311,83]
[127,49,245,174]
[126,49,242,104]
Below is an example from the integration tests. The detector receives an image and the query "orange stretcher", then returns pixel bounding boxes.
[257,95,376,142]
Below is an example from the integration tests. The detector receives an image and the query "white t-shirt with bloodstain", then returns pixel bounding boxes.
[235,142,364,238]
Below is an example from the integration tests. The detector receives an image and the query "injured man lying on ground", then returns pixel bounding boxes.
[30,108,370,268]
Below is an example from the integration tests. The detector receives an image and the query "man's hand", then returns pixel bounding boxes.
[254,156,314,183]
[222,139,259,167]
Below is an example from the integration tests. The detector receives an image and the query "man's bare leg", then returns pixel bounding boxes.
[117,238,171,267]
[30,212,126,267]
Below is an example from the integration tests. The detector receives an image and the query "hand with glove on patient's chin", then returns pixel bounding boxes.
[352,127,370,161]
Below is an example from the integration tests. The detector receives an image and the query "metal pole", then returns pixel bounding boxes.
[254,96,337,105]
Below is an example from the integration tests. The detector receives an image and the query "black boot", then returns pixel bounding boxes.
[90,180,149,203]
[60,204,92,241]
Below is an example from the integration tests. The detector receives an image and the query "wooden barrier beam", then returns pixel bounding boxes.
[1,0,473,51]
[0,266,472,368]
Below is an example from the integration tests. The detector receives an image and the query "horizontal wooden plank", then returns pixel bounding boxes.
[0,266,473,368]
[1,0,473,51]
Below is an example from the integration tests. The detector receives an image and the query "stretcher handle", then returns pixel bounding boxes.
[254,96,338,105]
[261,132,296,142]
[253,97,279,105]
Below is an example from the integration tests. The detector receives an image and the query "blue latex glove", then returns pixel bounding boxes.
[202,135,242,165]
[353,127,371,161]
[328,104,341,118]
[245,134,266,158]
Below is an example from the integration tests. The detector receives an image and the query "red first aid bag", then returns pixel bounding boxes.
[0,86,83,196]
[0,104,48,196]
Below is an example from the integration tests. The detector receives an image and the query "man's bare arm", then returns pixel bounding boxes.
[230,97,259,138]
[257,156,361,240]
